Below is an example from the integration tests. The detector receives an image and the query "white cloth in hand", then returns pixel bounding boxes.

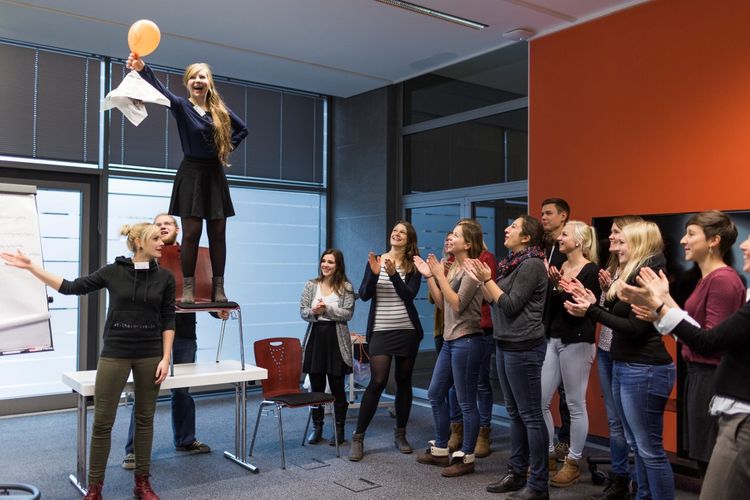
[101,70,169,126]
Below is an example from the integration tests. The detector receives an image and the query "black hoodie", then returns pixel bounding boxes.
[585,253,673,365]
[58,256,176,359]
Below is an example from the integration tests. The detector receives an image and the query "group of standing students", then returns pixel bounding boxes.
[298,201,750,500]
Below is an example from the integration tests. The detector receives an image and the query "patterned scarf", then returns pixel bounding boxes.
[496,245,546,279]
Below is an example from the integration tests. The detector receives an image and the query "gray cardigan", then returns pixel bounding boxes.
[300,280,356,367]
[491,257,548,346]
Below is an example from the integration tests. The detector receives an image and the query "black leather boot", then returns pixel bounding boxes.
[330,402,348,446]
[307,405,324,444]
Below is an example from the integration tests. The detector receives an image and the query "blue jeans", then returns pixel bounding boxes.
[613,361,675,500]
[427,335,482,454]
[597,348,631,476]
[449,333,494,427]
[496,341,548,492]
[126,337,197,453]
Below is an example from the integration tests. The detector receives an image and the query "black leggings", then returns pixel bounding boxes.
[355,354,416,432]
[308,372,347,407]
[180,217,227,277]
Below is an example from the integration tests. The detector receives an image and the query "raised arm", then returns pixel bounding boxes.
[126,53,182,106]
[2,250,63,291]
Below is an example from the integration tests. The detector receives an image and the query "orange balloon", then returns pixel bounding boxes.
[128,19,160,57]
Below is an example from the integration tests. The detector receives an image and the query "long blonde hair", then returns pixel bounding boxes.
[608,221,664,300]
[565,221,598,265]
[606,215,644,274]
[120,223,159,254]
[183,63,233,166]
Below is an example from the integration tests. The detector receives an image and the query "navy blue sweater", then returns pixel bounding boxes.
[138,65,248,160]
[358,262,424,343]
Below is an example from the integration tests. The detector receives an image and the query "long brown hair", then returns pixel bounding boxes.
[183,63,233,166]
[316,248,350,296]
[392,220,419,274]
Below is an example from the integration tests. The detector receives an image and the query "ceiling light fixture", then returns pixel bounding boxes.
[502,28,536,41]
[375,0,488,30]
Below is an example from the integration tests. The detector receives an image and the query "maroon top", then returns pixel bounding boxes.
[682,266,746,365]
[479,250,498,330]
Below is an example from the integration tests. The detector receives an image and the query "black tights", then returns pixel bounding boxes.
[308,372,347,408]
[355,354,416,432]
[179,217,227,277]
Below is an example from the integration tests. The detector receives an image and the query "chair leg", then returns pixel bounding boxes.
[302,407,313,447]
[333,410,340,458]
[277,404,286,469]
[248,401,269,457]
[216,318,227,363]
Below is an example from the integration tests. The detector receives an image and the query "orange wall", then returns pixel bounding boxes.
[529,0,750,447]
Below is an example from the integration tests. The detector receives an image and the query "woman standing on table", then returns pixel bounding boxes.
[301,249,356,446]
[2,223,175,500]
[349,221,423,461]
[127,53,248,304]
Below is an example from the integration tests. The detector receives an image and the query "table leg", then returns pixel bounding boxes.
[223,380,258,473]
[68,393,87,495]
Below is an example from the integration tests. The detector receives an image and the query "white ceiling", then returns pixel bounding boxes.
[0,0,648,97]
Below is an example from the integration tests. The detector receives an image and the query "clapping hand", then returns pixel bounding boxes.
[463,259,491,283]
[367,252,381,275]
[548,265,563,285]
[598,269,613,291]
[563,282,596,317]
[311,298,327,316]
[383,257,396,276]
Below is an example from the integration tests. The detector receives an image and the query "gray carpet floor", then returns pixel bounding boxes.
[1,391,700,499]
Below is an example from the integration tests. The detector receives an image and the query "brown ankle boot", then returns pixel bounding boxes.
[133,473,160,500]
[181,277,195,304]
[212,276,228,303]
[416,441,450,467]
[442,451,475,477]
[394,427,412,454]
[447,422,463,452]
[549,453,558,473]
[550,456,581,487]
[349,432,364,461]
[475,426,491,458]
[83,481,103,500]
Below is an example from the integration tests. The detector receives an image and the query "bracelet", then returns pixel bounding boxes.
[483,278,492,284]
[425,274,434,279]
[655,302,666,314]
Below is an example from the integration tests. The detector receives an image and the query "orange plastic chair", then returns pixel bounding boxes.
[159,245,246,369]
[248,337,339,469]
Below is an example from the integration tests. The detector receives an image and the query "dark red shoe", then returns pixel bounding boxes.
[83,481,103,500]
[134,473,160,500]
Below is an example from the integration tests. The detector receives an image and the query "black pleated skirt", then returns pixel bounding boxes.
[303,321,350,376]
[683,361,719,463]
[169,156,235,220]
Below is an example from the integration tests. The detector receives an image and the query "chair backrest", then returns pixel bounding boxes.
[253,337,303,399]
[159,245,212,303]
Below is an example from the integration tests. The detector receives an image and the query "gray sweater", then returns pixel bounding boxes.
[491,257,548,347]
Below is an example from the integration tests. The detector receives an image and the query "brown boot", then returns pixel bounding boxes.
[475,426,491,458]
[548,453,558,473]
[550,456,581,488]
[394,427,412,454]
[442,451,475,477]
[447,422,463,452]
[416,441,450,467]
[83,481,103,500]
[181,277,195,304]
[349,432,364,461]
[133,473,160,500]
[212,276,228,303]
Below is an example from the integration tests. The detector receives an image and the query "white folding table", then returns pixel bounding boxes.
[62,361,267,495]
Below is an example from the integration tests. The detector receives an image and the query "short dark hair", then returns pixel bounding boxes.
[542,198,571,222]
[520,216,545,249]
[686,210,738,257]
